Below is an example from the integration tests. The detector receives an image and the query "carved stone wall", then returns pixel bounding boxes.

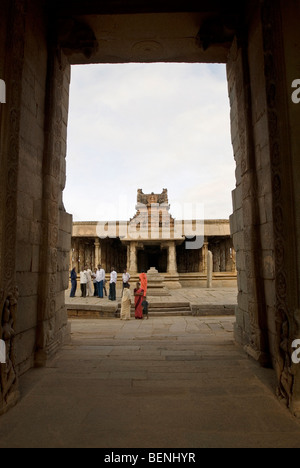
[229,0,300,414]
[0,0,72,414]
[259,0,300,415]
[16,0,48,375]
[0,0,26,415]
[228,29,270,367]
[35,37,72,367]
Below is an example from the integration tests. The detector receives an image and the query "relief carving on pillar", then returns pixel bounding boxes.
[0,287,20,413]
[261,0,299,408]
[0,0,26,413]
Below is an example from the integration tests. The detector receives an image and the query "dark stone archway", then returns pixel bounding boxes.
[1,0,300,417]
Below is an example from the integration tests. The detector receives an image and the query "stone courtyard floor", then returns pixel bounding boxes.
[65,287,238,306]
[1,316,300,448]
[65,287,238,316]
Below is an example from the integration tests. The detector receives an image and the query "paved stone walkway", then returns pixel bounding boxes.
[1,317,300,448]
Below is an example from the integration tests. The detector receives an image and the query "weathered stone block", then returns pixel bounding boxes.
[264,279,276,308]
[16,241,33,273]
[16,272,39,297]
[238,291,249,314]
[59,209,73,234]
[15,295,38,334]
[17,191,34,221]
[15,327,36,370]
[233,231,245,252]
[258,196,267,224]
[58,229,72,252]
[262,250,275,279]
[17,216,31,244]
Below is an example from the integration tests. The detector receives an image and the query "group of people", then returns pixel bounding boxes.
[121,271,148,321]
[70,267,149,320]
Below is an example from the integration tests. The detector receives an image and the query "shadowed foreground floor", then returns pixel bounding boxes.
[0,317,300,448]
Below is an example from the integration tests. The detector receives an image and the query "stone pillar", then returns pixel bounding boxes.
[128,242,138,274]
[126,244,130,271]
[207,251,213,289]
[94,238,101,267]
[167,241,178,274]
[202,241,208,274]
[164,241,181,289]
[225,239,233,272]
[75,238,80,272]
[220,242,226,272]
[78,241,85,270]
[213,245,220,272]
[35,41,72,367]
[231,248,237,273]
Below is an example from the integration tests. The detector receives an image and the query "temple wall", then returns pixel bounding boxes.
[229,0,300,413]
[0,0,72,412]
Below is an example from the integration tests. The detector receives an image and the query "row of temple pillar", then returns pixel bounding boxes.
[127,241,178,274]
[70,238,236,274]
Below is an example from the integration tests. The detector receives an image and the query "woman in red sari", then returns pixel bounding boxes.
[139,271,148,300]
[134,282,144,319]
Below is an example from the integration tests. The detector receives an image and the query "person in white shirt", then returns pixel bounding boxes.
[109,267,117,301]
[96,264,105,298]
[122,269,131,297]
[92,268,98,296]
[85,265,94,297]
[122,268,131,289]
[80,267,87,298]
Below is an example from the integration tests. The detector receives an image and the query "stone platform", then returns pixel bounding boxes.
[66,287,238,319]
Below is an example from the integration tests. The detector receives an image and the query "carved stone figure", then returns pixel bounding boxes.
[0,287,19,411]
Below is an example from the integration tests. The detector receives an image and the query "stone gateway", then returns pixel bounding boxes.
[0,0,300,419]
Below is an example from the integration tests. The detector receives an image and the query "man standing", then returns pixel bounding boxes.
[96,264,105,298]
[109,267,117,301]
[80,267,87,298]
[85,265,94,297]
[122,269,131,296]
[70,267,77,298]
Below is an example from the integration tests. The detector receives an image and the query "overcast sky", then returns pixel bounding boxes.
[63,63,235,222]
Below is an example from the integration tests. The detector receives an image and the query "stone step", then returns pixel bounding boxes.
[116,302,193,318]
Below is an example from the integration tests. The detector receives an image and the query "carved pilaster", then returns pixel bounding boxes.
[260,0,300,413]
[128,242,138,274]
[36,41,71,367]
[94,238,101,267]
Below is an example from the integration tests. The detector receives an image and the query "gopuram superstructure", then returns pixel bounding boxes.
[70,189,237,288]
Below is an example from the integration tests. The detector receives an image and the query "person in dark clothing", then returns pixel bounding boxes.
[70,268,77,298]
[142,297,149,320]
